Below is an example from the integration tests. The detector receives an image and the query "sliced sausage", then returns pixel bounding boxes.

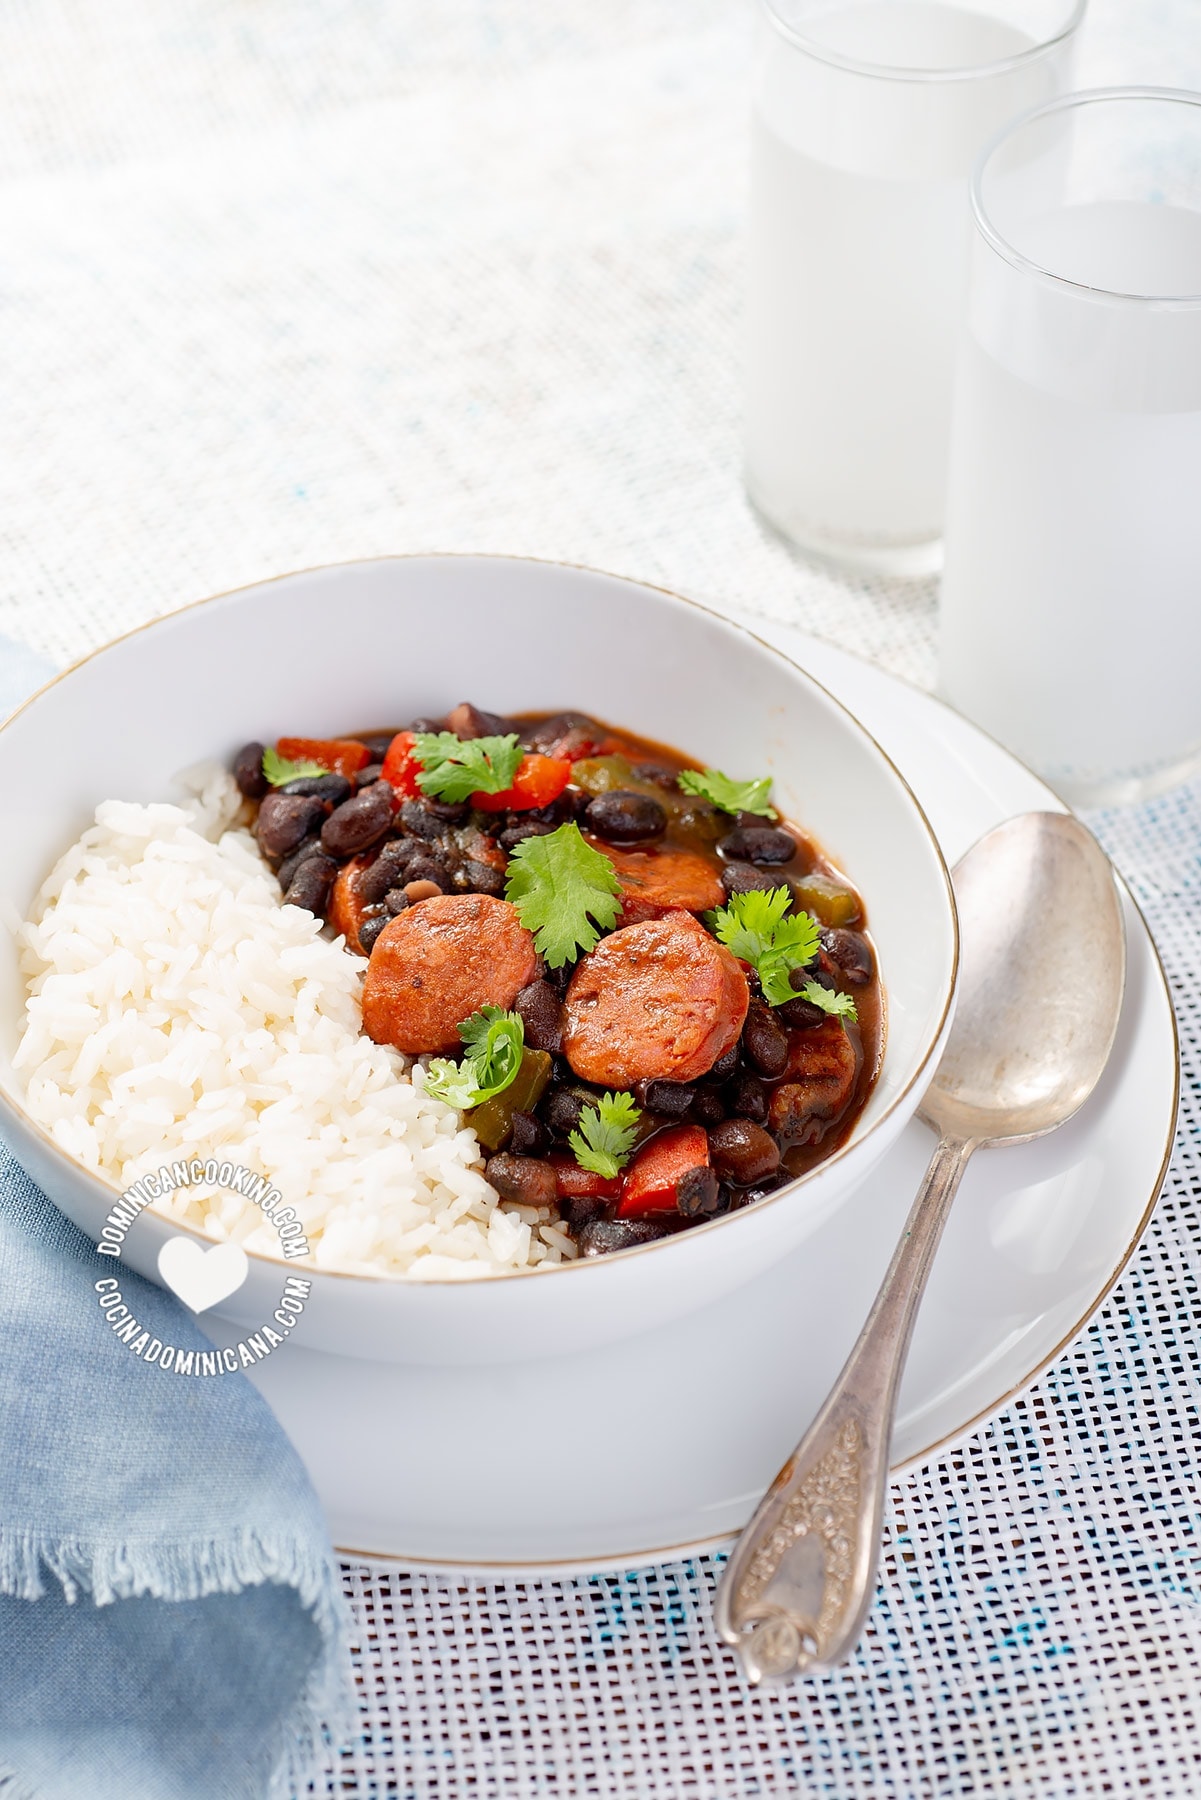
[767,1020,859,1143]
[362,894,538,1054]
[563,911,749,1087]
[588,839,724,924]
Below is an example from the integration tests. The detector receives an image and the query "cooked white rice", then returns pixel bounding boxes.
[14,766,575,1278]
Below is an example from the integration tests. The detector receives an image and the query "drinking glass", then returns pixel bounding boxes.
[746,0,1084,576]
[940,89,1201,807]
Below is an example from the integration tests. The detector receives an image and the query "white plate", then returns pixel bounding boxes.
[234,631,1177,1577]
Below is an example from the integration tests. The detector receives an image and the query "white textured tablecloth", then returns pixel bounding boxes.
[3,5,1200,1794]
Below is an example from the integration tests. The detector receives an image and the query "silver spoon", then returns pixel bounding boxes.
[714,811,1126,1685]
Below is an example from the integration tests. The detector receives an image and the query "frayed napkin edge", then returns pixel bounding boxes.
[0,1521,355,1799]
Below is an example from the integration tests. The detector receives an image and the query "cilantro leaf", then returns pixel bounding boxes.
[423,1059,488,1110]
[410,731,523,802]
[425,1006,525,1109]
[504,823,623,968]
[795,981,858,1024]
[569,1091,642,1180]
[708,886,820,1006]
[262,746,331,786]
[677,767,777,820]
[457,1005,525,1091]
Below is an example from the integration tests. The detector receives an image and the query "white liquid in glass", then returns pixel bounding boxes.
[747,2,1050,559]
[940,201,1201,801]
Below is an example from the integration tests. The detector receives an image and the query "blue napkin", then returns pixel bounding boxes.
[0,635,351,1799]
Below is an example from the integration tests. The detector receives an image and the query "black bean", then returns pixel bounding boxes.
[542,1089,586,1138]
[385,888,410,915]
[777,966,835,1030]
[721,861,787,899]
[233,741,269,799]
[407,715,446,733]
[742,1001,789,1077]
[484,1153,558,1208]
[676,1165,723,1219]
[399,800,448,842]
[501,800,564,830]
[523,712,597,751]
[404,879,444,904]
[359,733,400,760]
[691,1088,726,1126]
[283,854,338,915]
[427,799,471,825]
[276,833,325,890]
[560,1195,608,1233]
[630,763,680,789]
[707,1119,781,1186]
[632,1079,695,1118]
[515,980,564,1053]
[583,791,667,845]
[777,996,827,1029]
[821,927,874,985]
[358,912,390,954]
[718,825,798,866]
[500,820,555,852]
[546,959,575,996]
[709,1043,741,1082]
[280,772,352,804]
[460,859,506,897]
[321,783,396,857]
[743,1170,790,1206]
[805,964,835,989]
[356,840,420,904]
[402,856,447,889]
[729,1073,768,1124]
[357,763,384,786]
[509,1110,550,1157]
[447,701,510,740]
[578,1218,672,1257]
[256,792,328,860]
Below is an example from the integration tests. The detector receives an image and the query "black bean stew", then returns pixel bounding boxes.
[232,706,883,1258]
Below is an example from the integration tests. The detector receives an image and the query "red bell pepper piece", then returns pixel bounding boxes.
[616,1125,710,1219]
[380,730,423,800]
[548,1154,622,1202]
[276,736,372,779]
[472,753,573,813]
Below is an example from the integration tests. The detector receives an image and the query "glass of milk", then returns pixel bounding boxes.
[940,89,1201,806]
[746,0,1084,576]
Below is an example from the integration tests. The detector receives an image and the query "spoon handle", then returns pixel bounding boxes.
[714,1131,973,1684]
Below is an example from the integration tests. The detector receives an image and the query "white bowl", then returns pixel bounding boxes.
[0,556,957,1363]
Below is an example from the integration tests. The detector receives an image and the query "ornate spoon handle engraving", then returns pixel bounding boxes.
[715,1133,972,1683]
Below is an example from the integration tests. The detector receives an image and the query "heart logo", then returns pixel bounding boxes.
[157,1236,250,1313]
